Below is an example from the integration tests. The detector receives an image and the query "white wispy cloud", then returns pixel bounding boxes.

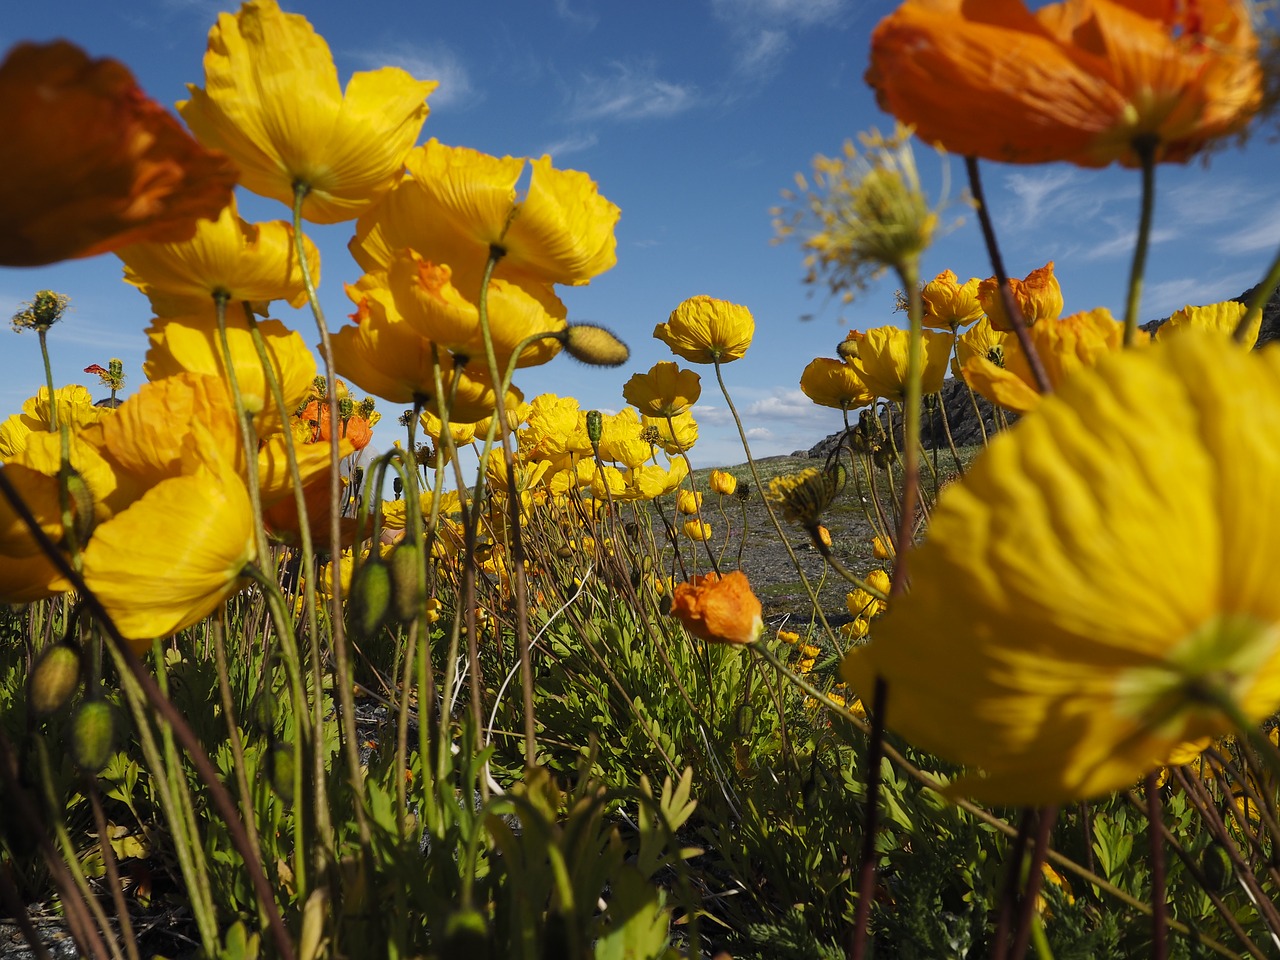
[735,28,791,76]
[1002,168,1079,225]
[537,132,599,160]
[553,0,598,30]
[1216,201,1280,255]
[712,0,847,29]
[1080,222,1178,261]
[567,61,699,122]
[350,42,478,110]
[711,0,853,81]
[1165,179,1263,228]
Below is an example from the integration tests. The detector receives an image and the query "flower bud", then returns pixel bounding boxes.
[248,688,277,735]
[69,700,117,773]
[267,743,295,806]
[349,555,392,638]
[561,324,631,367]
[585,409,603,446]
[389,543,425,623]
[29,643,82,718]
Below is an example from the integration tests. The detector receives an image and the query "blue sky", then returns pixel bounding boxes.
[4,0,1279,468]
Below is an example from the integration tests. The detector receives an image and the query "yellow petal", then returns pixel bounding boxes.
[82,463,255,645]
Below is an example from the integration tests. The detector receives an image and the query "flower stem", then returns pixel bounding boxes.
[965,156,1053,394]
[1124,137,1158,347]
[474,247,538,768]
[891,261,922,594]
[292,182,373,852]
[850,675,887,960]
[1235,240,1280,343]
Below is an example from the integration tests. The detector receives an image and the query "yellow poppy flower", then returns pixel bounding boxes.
[843,332,1280,804]
[962,307,1128,414]
[596,409,650,469]
[676,489,703,516]
[653,295,755,364]
[854,325,953,401]
[921,269,984,331]
[800,357,875,411]
[143,308,316,435]
[118,196,319,315]
[0,385,106,460]
[178,0,436,223]
[1156,300,1254,347]
[82,426,256,646]
[521,394,591,461]
[867,0,1261,168]
[644,411,699,456]
[623,361,701,418]
[331,276,443,404]
[709,469,738,497]
[99,373,241,488]
[385,249,565,370]
[402,140,619,286]
[977,262,1063,331]
[419,408,478,447]
[950,317,1011,381]
[0,41,236,267]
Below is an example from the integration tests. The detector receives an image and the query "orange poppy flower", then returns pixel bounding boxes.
[670,571,763,645]
[978,262,1064,332]
[300,401,373,450]
[867,0,1261,168]
[0,41,236,266]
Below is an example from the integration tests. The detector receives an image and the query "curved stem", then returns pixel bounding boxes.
[891,262,922,595]
[292,182,373,851]
[965,156,1053,394]
[473,248,538,768]
[1123,137,1158,347]
[1235,241,1280,344]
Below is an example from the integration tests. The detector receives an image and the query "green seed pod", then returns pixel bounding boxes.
[659,593,673,617]
[349,555,393,638]
[248,688,277,735]
[389,543,426,623]
[555,545,574,560]
[585,409,603,445]
[29,643,82,718]
[267,743,296,806]
[69,701,117,773]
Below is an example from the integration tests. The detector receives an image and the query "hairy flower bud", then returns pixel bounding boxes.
[29,643,82,717]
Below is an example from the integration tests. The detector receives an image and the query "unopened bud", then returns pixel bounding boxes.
[29,643,82,717]
[389,543,426,623]
[267,743,295,806]
[349,556,392,637]
[585,410,603,445]
[69,700,117,773]
[560,324,630,367]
